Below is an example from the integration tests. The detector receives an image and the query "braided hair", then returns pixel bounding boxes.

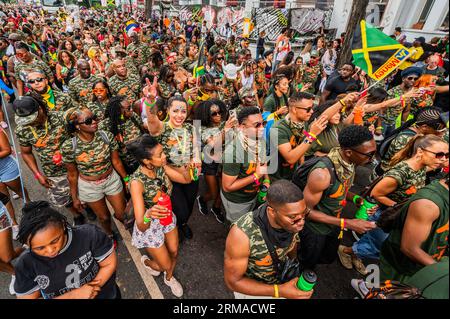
[105,95,127,137]
[63,107,85,135]
[17,201,68,246]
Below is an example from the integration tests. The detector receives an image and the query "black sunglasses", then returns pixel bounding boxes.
[351,148,376,159]
[211,111,221,117]
[28,77,45,84]
[422,149,450,160]
[406,76,419,81]
[216,57,224,60]
[78,114,98,125]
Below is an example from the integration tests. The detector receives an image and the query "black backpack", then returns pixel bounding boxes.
[378,128,417,160]
[292,156,336,191]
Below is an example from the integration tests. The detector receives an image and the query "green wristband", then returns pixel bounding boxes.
[352,195,362,205]
[263,179,271,184]
[188,98,195,106]
[123,176,130,182]
[143,215,151,224]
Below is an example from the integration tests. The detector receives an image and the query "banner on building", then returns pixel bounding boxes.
[352,20,411,81]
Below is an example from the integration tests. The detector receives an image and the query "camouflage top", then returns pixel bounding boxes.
[15,112,68,177]
[234,211,299,285]
[129,166,173,211]
[72,50,83,60]
[300,63,322,94]
[126,43,151,66]
[181,57,197,74]
[254,69,267,92]
[157,122,194,167]
[386,86,434,124]
[108,73,141,103]
[158,81,177,99]
[383,161,426,204]
[381,128,416,171]
[101,113,143,165]
[86,100,108,121]
[68,75,102,106]
[124,56,139,77]
[14,56,53,82]
[60,130,119,177]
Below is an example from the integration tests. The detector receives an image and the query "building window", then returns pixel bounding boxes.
[411,0,436,29]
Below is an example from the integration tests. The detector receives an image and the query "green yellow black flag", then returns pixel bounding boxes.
[352,20,412,81]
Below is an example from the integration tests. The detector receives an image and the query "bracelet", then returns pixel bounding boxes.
[144,99,156,108]
[302,130,317,141]
[263,179,271,185]
[34,172,42,180]
[143,215,151,224]
[376,126,383,130]
[188,98,195,106]
[253,173,261,186]
[352,195,362,205]
[339,99,347,112]
[123,176,130,182]
[338,218,345,239]
[274,284,279,298]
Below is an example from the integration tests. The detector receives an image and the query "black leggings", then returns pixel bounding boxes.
[170,180,199,226]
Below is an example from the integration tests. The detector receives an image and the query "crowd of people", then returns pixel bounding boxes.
[0,4,448,299]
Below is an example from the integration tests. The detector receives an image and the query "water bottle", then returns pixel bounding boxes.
[257,184,268,204]
[297,270,317,291]
[355,197,377,220]
[158,193,173,226]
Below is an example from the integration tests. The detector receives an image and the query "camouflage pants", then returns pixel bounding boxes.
[47,176,72,207]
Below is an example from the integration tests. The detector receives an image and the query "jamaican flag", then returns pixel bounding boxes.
[352,20,412,81]
[193,41,206,79]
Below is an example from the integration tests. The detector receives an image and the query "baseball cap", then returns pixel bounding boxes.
[414,36,426,44]
[13,96,40,126]
[310,50,319,58]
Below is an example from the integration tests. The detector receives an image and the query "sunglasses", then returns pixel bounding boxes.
[78,114,98,125]
[422,149,450,160]
[27,77,45,84]
[295,106,313,112]
[251,122,264,128]
[351,148,376,159]
[92,88,107,94]
[406,76,419,81]
[211,111,221,117]
[216,57,224,60]
[16,52,26,58]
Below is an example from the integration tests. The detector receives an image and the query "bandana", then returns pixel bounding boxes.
[327,147,355,184]
[284,114,305,143]
[41,86,55,110]
[237,130,266,163]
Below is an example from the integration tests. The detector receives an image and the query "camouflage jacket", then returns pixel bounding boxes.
[126,43,151,66]
[61,130,119,177]
[68,75,102,106]
[14,56,53,82]
[15,112,68,177]
[300,63,322,93]
[108,73,141,104]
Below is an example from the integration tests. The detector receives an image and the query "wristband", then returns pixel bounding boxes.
[123,176,130,182]
[253,173,261,186]
[34,172,42,180]
[376,126,383,130]
[143,215,151,224]
[263,179,271,185]
[339,99,347,112]
[274,284,279,298]
[352,195,362,205]
[188,98,195,106]
[338,218,345,239]
[144,99,156,108]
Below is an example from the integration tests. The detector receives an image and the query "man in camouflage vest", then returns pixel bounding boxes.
[26,69,76,113]
[68,60,102,106]
[108,59,141,104]
[224,180,313,299]
[300,50,323,95]
[126,31,151,67]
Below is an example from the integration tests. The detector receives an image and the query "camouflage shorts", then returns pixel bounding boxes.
[47,176,72,207]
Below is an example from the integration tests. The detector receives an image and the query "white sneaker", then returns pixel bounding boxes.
[12,225,19,241]
[9,275,16,295]
[351,279,369,299]
[140,255,161,276]
[12,192,19,200]
[164,272,183,297]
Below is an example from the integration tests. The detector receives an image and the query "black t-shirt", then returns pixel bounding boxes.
[185,25,194,40]
[324,76,360,101]
[14,224,117,299]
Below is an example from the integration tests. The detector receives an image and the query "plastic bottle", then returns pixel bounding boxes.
[257,184,268,204]
[353,106,364,126]
[355,197,377,220]
[158,193,173,226]
[297,270,317,291]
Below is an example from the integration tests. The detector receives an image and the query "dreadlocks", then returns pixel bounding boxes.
[17,201,68,246]
[106,95,127,137]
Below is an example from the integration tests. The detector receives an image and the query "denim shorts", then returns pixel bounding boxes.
[0,201,12,232]
[0,156,20,183]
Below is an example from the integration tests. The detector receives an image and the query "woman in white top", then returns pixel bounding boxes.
[300,41,313,65]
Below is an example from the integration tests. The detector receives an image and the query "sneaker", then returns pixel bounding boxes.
[164,272,183,297]
[73,214,86,226]
[351,279,369,299]
[9,275,16,295]
[352,256,368,275]
[180,224,193,240]
[337,245,353,270]
[211,207,225,224]
[12,225,19,241]
[12,192,19,200]
[140,255,161,276]
[85,207,97,221]
[196,195,208,215]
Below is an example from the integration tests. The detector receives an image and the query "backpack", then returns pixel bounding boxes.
[292,156,336,191]
[365,280,423,299]
[72,130,110,153]
[378,128,416,160]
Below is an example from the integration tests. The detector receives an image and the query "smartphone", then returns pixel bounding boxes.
[229,108,237,119]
